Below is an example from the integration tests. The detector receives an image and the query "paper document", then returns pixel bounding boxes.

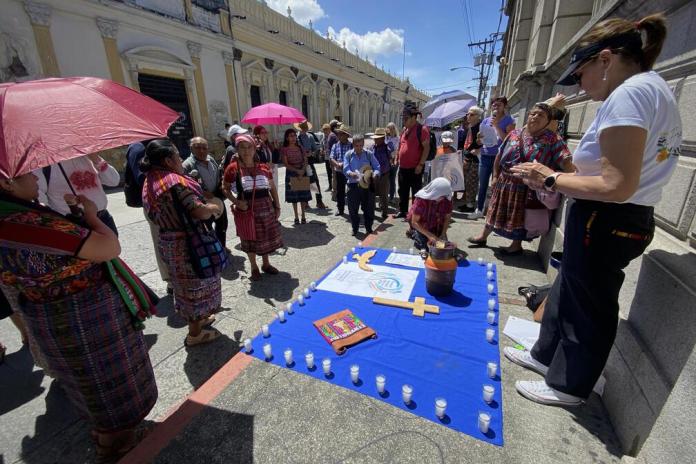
[317,262,418,301]
[502,316,540,351]
[385,252,425,269]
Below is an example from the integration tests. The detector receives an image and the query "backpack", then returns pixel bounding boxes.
[416,124,437,161]
[123,160,143,207]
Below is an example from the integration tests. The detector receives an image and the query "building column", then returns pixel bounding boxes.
[232,48,246,122]
[184,68,203,136]
[96,17,125,84]
[23,0,59,77]
[187,41,209,136]
[222,51,240,122]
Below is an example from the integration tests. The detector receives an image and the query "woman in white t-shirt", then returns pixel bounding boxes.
[508,13,681,407]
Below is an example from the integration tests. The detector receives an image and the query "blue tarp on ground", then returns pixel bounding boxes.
[249,247,503,446]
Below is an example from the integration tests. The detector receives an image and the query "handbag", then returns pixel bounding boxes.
[290,175,311,191]
[232,168,257,241]
[172,190,228,279]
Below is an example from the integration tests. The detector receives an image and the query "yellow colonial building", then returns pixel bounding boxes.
[1,0,428,156]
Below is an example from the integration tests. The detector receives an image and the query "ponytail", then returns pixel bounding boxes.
[635,13,667,70]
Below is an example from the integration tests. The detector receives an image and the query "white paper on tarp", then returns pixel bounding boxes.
[385,252,425,269]
[503,315,540,351]
[430,151,465,191]
[317,262,418,301]
[502,315,607,396]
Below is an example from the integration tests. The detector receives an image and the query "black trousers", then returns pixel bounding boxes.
[335,171,347,212]
[324,160,333,187]
[206,202,228,247]
[398,167,423,214]
[531,200,654,398]
[347,183,375,233]
[308,162,323,204]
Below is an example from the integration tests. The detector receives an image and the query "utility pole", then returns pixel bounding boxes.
[468,37,495,107]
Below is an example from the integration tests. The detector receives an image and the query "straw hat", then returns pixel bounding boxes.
[293,120,313,131]
[358,164,373,189]
[321,123,331,130]
[371,128,387,139]
[335,124,352,137]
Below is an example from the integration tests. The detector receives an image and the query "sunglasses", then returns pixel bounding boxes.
[570,56,598,85]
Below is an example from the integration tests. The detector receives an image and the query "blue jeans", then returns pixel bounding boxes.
[477,155,496,212]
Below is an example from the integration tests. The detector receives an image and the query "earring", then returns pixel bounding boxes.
[602,70,607,82]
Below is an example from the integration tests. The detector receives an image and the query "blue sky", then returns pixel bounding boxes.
[267,0,508,98]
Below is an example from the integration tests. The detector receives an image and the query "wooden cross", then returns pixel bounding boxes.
[372,296,440,317]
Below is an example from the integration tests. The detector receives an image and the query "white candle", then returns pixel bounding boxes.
[342,256,348,264]
[350,364,360,384]
[243,338,252,353]
[283,348,293,366]
[486,328,495,343]
[392,246,397,253]
[277,310,285,322]
[262,343,272,360]
[310,281,317,291]
[477,257,484,265]
[303,288,310,298]
[286,302,294,314]
[478,412,491,434]
[297,295,305,306]
[487,298,496,311]
[487,311,496,325]
[305,351,314,369]
[487,283,495,294]
[435,398,447,418]
[358,241,363,248]
[483,384,495,404]
[375,374,386,394]
[487,361,498,379]
[409,247,414,255]
[261,324,270,337]
[402,384,413,404]
[322,357,331,375]
[486,270,494,281]
[351,247,356,253]
[487,262,494,271]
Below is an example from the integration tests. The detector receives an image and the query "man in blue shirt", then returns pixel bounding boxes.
[329,125,353,216]
[343,133,381,236]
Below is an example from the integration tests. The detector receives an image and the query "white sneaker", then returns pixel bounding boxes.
[516,380,583,407]
[467,210,484,220]
[503,346,548,375]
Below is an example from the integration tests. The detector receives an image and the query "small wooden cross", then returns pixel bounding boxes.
[372,296,440,317]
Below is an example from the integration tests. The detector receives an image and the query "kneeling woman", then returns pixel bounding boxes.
[142,139,224,346]
[224,134,283,281]
[407,178,454,249]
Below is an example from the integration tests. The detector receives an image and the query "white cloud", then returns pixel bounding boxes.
[327,26,404,58]
[266,0,325,26]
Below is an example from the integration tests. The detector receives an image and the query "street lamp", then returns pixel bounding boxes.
[449,66,478,72]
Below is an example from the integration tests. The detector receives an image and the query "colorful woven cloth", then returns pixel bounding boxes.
[313,309,377,354]
[159,231,221,321]
[142,167,203,215]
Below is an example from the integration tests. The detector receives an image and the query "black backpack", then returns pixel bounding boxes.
[416,124,438,161]
[123,161,143,207]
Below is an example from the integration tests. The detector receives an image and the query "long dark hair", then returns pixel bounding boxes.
[282,128,298,147]
[140,139,176,172]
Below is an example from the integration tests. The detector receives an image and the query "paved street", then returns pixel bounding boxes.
[0,167,623,464]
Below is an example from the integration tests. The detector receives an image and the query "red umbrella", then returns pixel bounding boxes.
[0,77,179,179]
[241,102,306,126]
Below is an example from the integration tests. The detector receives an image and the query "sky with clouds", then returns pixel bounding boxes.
[265,0,508,100]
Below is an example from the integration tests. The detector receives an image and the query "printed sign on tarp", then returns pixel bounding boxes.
[431,151,464,191]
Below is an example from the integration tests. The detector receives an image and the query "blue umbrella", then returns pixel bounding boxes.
[424,99,476,127]
[422,89,477,116]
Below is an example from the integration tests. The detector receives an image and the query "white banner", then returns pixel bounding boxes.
[430,151,465,191]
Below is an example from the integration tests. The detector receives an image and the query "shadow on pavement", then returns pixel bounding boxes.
[152,405,254,464]
[0,346,45,415]
[221,253,247,281]
[183,333,242,389]
[279,222,335,249]
[247,271,299,302]
[567,395,624,458]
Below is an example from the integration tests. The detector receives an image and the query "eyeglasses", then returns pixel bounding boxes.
[192,145,208,149]
[570,56,598,85]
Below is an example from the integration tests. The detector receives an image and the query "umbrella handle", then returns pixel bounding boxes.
[57,163,78,196]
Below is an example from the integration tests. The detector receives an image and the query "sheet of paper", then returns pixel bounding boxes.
[317,262,419,301]
[430,152,465,191]
[502,315,540,351]
[385,252,425,269]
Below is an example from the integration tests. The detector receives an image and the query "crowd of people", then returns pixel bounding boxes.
[0,11,682,460]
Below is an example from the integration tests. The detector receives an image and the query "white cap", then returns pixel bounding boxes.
[227,124,249,138]
[441,131,454,143]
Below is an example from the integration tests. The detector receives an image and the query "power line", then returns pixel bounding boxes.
[423,81,478,91]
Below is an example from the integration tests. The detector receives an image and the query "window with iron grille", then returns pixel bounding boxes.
[302,95,310,120]
[250,85,261,107]
[279,91,288,106]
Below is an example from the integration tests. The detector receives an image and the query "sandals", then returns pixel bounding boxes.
[467,236,487,246]
[262,265,279,275]
[95,424,153,463]
[202,314,216,326]
[518,284,552,312]
[250,269,262,281]
[184,329,221,347]
[301,216,307,224]
[294,218,300,224]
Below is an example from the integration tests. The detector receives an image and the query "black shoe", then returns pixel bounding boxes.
[366,229,374,235]
[351,229,359,236]
[458,205,475,213]
[335,210,344,216]
[325,187,332,192]
[393,211,406,219]
[381,213,388,220]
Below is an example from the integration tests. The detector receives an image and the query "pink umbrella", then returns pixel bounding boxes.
[0,77,179,179]
[241,102,306,126]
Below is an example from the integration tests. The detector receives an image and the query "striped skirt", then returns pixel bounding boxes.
[241,196,284,255]
[485,171,529,241]
[20,276,157,432]
[159,231,222,321]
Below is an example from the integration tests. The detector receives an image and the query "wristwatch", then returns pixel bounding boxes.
[544,173,562,191]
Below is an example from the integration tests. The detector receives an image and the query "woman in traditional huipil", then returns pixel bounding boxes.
[280,128,312,224]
